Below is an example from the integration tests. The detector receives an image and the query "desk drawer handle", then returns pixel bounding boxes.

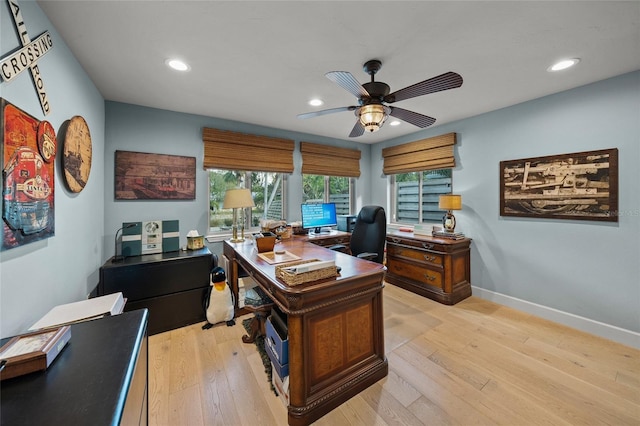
[424,273,436,281]
[424,255,436,262]
[391,238,401,244]
[422,243,434,250]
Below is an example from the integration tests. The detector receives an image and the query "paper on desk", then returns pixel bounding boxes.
[29,292,126,330]
[282,260,335,275]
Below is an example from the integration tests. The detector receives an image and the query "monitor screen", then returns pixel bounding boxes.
[301,203,337,233]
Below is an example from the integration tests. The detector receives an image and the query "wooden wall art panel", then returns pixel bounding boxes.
[1,98,55,251]
[115,150,196,200]
[500,148,618,222]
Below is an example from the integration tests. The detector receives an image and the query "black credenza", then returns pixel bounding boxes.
[98,248,212,335]
[1,309,149,426]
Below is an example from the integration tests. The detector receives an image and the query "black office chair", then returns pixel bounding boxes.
[331,205,386,263]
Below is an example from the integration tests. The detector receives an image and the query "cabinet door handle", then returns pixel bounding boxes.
[424,255,436,262]
[424,273,436,281]
[422,243,434,249]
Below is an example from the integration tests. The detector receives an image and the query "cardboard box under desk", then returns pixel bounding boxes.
[266,341,289,379]
[266,316,288,365]
[271,364,290,406]
[265,317,289,379]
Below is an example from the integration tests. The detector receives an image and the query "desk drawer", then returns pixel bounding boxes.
[387,244,443,267]
[387,258,443,288]
[100,256,210,300]
[387,236,446,253]
[312,236,350,247]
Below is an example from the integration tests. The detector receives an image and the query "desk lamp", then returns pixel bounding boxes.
[223,188,255,242]
[113,223,136,262]
[438,194,462,233]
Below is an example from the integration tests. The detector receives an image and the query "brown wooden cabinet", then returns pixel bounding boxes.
[385,229,471,305]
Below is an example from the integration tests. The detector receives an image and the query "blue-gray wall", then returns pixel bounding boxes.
[372,71,640,343]
[1,1,637,347]
[1,0,105,336]
[103,102,371,264]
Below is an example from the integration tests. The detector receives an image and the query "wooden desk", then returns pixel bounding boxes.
[223,238,387,426]
[0,310,149,425]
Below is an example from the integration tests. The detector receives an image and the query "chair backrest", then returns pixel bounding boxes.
[350,205,386,263]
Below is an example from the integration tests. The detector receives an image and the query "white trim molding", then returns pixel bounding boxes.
[472,286,640,349]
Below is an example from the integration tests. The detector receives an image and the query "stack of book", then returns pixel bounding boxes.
[244,286,273,306]
[432,230,466,240]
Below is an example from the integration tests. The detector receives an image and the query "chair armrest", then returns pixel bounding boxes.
[328,244,349,253]
[356,252,378,261]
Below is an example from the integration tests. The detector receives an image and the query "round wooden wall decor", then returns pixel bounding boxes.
[62,115,92,193]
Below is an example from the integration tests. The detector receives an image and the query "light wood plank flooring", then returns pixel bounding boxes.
[149,284,640,425]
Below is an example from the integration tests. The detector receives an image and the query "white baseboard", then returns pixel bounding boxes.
[472,286,640,349]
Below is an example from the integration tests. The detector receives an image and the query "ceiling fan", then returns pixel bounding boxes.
[297,60,463,138]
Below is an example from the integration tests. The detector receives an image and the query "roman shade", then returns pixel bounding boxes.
[300,142,361,178]
[203,128,295,173]
[382,132,456,174]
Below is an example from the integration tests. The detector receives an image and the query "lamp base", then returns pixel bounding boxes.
[443,211,457,232]
[229,221,246,243]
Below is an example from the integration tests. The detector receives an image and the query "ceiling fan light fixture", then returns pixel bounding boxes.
[359,104,387,133]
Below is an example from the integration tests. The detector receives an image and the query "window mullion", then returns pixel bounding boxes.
[324,176,330,203]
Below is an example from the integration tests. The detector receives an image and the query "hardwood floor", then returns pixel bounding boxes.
[148,284,640,425]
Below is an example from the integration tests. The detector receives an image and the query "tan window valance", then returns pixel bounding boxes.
[382,132,456,175]
[300,142,361,178]
[203,127,295,173]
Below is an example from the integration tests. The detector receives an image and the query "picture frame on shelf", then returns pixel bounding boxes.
[0,326,71,381]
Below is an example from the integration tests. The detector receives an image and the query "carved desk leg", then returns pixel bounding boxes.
[241,303,273,344]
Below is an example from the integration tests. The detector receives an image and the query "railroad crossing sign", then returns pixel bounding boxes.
[1,0,53,115]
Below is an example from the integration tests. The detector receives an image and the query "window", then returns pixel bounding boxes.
[208,169,286,233]
[302,175,354,215]
[390,169,452,224]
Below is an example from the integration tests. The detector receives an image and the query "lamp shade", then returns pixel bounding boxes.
[359,104,388,133]
[223,188,255,209]
[439,194,462,210]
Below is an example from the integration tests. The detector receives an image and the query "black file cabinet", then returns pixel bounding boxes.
[98,248,212,335]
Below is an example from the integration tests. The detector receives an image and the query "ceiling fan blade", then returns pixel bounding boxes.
[326,71,370,99]
[297,106,356,119]
[349,120,365,138]
[384,72,463,103]
[389,107,436,128]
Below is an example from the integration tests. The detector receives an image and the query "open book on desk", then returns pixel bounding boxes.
[29,292,126,331]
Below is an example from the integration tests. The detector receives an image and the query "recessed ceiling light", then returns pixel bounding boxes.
[308,99,323,107]
[389,120,401,126]
[548,58,580,72]
[166,59,190,71]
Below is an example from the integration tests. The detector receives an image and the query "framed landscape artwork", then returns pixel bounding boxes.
[500,148,618,222]
[115,150,196,200]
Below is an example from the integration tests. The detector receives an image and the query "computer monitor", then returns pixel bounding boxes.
[301,203,338,234]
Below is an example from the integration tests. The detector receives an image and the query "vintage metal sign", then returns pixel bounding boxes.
[0,0,53,115]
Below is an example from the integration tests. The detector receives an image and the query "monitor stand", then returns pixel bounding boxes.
[312,227,330,234]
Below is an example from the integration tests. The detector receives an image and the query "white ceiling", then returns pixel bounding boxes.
[37,1,640,144]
